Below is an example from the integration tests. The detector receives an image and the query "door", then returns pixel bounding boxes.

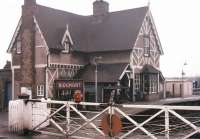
[103,89,112,103]
[4,81,12,108]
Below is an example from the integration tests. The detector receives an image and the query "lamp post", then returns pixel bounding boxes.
[181,62,187,97]
[93,56,102,103]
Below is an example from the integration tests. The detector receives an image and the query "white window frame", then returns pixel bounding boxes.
[149,75,158,94]
[134,74,140,92]
[37,85,44,97]
[62,41,70,53]
[16,40,21,54]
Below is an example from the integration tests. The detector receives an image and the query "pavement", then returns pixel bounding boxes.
[0,112,9,138]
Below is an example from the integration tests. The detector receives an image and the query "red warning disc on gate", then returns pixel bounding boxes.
[101,114,122,137]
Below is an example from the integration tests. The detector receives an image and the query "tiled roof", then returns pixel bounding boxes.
[35,5,148,52]
[77,63,128,82]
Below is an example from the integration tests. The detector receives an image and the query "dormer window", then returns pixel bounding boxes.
[143,34,150,57]
[16,40,21,54]
[62,40,70,53]
[61,24,74,54]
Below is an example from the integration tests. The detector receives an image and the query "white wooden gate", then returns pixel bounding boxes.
[9,99,50,133]
[9,99,200,139]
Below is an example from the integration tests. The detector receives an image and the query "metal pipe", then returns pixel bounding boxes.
[93,56,102,103]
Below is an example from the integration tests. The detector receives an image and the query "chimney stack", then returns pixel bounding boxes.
[22,0,36,28]
[20,0,36,98]
[24,0,36,7]
[93,0,109,16]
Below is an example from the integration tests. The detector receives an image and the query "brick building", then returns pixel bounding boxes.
[7,0,164,103]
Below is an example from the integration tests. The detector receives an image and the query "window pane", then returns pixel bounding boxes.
[37,85,44,96]
[16,41,21,54]
[134,74,140,92]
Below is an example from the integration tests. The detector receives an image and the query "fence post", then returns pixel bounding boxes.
[165,107,169,139]
[66,103,70,138]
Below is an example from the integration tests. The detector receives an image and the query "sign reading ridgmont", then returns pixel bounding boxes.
[55,80,83,90]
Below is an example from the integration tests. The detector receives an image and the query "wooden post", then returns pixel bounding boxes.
[165,107,169,139]
[66,103,70,137]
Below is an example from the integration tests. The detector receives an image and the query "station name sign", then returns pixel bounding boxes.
[55,80,83,90]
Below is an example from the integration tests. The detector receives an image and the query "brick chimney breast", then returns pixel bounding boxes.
[93,0,109,16]
[20,0,37,98]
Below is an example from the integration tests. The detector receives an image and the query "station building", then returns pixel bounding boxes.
[7,0,164,103]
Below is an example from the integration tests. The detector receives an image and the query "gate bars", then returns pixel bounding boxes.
[29,99,200,139]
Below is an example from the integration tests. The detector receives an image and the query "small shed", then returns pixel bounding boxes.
[165,77,193,98]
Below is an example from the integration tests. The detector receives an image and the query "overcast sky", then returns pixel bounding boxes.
[0,0,200,77]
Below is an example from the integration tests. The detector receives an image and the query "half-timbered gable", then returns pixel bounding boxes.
[129,9,165,101]
[132,10,163,69]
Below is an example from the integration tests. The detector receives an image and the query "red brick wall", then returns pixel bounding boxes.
[20,0,36,97]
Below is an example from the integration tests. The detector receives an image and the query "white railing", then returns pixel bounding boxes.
[9,99,200,139]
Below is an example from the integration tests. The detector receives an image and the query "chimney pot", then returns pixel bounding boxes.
[24,0,36,7]
[93,0,109,16]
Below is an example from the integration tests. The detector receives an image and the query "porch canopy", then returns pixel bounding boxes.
[77,63,129,83]
[140,64,165,81]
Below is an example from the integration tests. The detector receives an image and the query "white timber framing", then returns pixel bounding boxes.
[130,7,163,68]
[46,63,84,98]
[119,64,132,80]
[61,24,74,46]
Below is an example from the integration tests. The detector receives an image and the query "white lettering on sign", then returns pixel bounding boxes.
[56,80,83,89]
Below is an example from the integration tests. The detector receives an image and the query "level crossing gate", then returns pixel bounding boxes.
[9,99,200,139]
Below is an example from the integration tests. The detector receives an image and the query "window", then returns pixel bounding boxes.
[143,74,158,94]
[144,75,149,92]
[16,40,21,54]
[143,34,150,57]
[62,37,71,53]
[134,74,140,92]
[37,85,44,96]
[63,41,70,53]
[149,75,158,93]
